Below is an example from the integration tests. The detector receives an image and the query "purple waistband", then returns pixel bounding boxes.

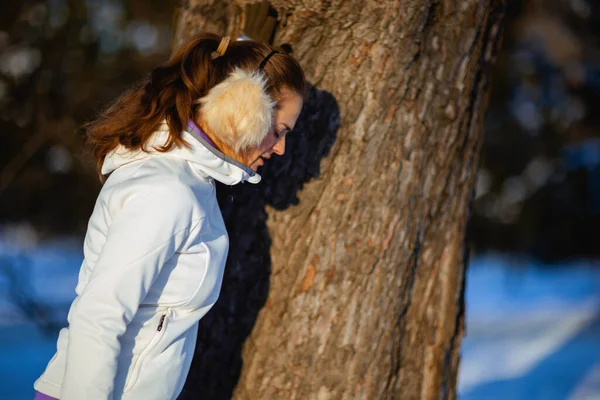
[34,392,58,400]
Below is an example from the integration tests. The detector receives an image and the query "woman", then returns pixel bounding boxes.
[33,33,305,400]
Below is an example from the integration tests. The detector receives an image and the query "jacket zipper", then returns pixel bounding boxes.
[123,308,171,393]
[157,314,166,331]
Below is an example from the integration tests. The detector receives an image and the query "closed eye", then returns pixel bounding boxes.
[274,129,289,139]
[274,123,293,139]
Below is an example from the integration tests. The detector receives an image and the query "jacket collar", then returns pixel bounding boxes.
[101,122,261,185]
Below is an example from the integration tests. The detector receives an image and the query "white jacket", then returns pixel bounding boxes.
[34,123,260,399]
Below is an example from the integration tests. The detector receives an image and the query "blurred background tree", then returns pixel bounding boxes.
[0,0,175,237]
[1,0,599,262]
[470,0,600,261]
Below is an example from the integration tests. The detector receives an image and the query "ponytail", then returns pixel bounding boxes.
[84,33,224,180]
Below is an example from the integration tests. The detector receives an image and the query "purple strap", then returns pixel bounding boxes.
[34,392,58,400]
[186,120,217,148]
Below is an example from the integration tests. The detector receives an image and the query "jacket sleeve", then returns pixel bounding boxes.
[61,184,201,400]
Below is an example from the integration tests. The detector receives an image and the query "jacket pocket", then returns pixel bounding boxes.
[123,308,172,393]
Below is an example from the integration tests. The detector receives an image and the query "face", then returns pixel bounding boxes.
[247,88,303,171]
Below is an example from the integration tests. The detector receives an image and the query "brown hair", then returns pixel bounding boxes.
[84,32,306,180]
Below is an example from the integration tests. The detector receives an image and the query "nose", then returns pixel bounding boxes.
[272,135,286,156]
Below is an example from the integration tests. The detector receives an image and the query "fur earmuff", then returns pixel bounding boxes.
[196,68,276,153]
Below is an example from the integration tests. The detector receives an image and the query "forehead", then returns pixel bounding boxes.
[275,89,303,125]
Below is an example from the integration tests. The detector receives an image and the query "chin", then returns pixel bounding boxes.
[250,158,264,172]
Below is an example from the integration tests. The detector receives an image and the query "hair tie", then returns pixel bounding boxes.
[211,36,230,60]
[258,50,279,70]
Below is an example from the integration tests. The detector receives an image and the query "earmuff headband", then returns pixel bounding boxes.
[258,50,279,70]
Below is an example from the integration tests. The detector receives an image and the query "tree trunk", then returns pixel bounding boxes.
[175,1,505,399]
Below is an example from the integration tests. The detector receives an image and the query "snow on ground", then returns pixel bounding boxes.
[460,255,600,399]
[0,323,61,400]
[569,362,600,400]
[1,239,600,399]
[0,237,81,325]
[0,238,81,399]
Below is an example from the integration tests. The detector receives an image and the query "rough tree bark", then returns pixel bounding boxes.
[175,1,505,399]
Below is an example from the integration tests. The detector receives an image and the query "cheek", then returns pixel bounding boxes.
[259,133,276,151]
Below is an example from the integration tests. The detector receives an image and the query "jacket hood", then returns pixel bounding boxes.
[101,122,261,185]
